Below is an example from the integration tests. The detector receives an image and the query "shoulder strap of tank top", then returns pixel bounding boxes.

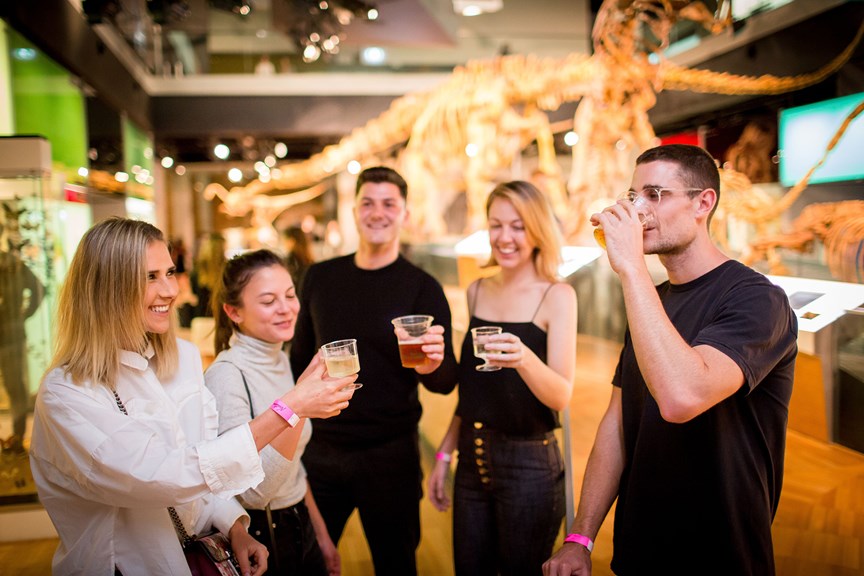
[531,283,555,322]
[470,277,483,315]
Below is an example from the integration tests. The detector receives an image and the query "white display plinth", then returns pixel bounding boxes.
[766,275,864,441]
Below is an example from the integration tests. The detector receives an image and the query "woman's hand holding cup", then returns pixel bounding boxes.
[287,353,357,419]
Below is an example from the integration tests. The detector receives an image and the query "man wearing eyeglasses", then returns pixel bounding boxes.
[544,144,798,576]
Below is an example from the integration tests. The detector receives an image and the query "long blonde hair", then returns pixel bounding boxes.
[49,218,179,388]
[485,180,563,281]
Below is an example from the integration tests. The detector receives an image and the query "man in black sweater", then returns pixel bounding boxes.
[290,166,458,575]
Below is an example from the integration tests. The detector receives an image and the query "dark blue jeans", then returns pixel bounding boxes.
[453,425,565,576]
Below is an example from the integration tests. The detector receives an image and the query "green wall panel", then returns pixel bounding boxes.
[7,29,87,172]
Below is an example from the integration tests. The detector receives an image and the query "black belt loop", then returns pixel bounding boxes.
[265,504,280,573]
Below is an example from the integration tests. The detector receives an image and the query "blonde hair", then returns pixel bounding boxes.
[485,180,563,282]
[49,218,178,389]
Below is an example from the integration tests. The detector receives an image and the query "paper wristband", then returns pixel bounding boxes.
[270,399,300,427]
[436,452,452,463]
[564,533,594,553]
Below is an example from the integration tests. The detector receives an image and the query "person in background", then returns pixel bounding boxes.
[428,181,576,576]
[206,249,342,576]
[0,213,44,455]
[29,218,356,575]
[290,166,458,576]
[281,225,315,295]
[190,232,227,319]
[170,237,197,328]
[543,144,798,576]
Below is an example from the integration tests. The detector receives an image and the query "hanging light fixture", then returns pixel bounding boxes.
[274,0,379,63]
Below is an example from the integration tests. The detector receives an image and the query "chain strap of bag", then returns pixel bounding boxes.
[112,389,241,576]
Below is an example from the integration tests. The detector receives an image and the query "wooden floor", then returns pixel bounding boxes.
[3,334,864,575]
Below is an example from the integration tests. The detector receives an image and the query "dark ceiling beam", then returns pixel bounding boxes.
[152,94,399,137]
[0,0,151,130]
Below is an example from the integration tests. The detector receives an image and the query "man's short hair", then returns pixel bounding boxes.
[636,144,721,223]
[356,166,408,200]
[636,144,720,195]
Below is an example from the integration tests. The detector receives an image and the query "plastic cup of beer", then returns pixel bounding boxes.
[320,339,362,389]
[594,195,654,249]
[391,315,434,368]
[471,326,503,372]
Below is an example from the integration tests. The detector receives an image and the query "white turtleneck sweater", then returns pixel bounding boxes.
[205,331,311,509]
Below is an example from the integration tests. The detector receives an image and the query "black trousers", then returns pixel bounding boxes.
[247,501,327,576]
[303,432,422,576]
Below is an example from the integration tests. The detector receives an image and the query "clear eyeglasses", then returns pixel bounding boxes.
[621,187,703,206]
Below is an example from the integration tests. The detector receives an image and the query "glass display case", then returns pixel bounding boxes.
[837,310,864,453]
[0,136,54,505]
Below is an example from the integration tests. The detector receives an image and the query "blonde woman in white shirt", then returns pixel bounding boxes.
[29,218,357,576]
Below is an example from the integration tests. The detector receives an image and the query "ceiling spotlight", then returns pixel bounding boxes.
[274,142,288,158]
[347,160,362,175]
[452,0,502,16]
[361,46,386,66]
[367,8,378,20]
[78,167,89,177]
[214,143,231,160]
[175,165,187,176]
[303,44,322,63]
[465,143,479,157]
[264,155,277,167]
[564,131,579,147]
[12,48,37,61]
[228,168,243,182]
[161,156,175,168]
[115,171,130,183]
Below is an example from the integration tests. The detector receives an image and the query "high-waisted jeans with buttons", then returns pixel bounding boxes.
[453,422,566,576]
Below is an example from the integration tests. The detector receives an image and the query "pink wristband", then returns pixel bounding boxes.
[564,533,594,553]
[270,399,300,427]
[436,451,452,463]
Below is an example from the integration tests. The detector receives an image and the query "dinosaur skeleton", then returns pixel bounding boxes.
[205,0,864,280]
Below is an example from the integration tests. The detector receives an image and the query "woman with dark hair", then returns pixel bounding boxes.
[29,218,356,575]
[206,249,346,575]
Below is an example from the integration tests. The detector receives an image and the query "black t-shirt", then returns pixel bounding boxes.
[611,260,798,576]
[289,254,458,447]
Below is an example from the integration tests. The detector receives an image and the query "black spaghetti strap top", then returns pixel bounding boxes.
[456,281,560,436]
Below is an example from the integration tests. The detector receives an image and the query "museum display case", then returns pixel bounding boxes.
[0,136,54,506]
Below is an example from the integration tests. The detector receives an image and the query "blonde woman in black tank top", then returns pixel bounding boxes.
[428,181,577,576]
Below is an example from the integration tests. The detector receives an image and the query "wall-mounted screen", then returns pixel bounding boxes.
[779,91,864,186]
[732,0,794,21]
